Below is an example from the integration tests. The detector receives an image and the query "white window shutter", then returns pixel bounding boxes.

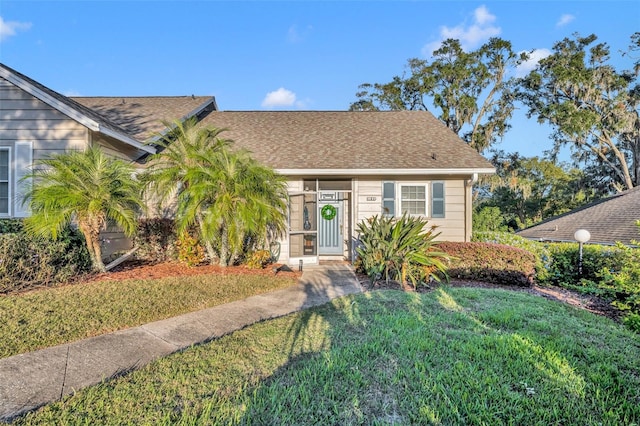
[14,141,33,217]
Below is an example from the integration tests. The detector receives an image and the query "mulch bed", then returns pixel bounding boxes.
[85,259,302,284]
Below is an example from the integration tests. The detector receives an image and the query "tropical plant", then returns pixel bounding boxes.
[143,117,231,261]
[178,147,288,266]
[22,146,143,272]
[355,214,449,288]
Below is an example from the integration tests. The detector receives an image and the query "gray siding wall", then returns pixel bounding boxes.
[0,78,90,217]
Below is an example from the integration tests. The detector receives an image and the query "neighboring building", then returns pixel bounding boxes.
[517,186,640,246]
[0,62,495,264]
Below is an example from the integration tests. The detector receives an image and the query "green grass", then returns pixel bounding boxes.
[0,273,296,358]
[13,288,640,425]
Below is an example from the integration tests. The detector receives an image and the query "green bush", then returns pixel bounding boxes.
[245,250,273,269]
[439,241,537,287]
[0,228,92,293]
[355,214,448,289]
[0,218,24,234]
[133,218,178,263]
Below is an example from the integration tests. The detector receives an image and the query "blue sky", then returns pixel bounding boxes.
[1,1,638,159]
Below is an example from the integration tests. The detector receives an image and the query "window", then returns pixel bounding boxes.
[400,185,426,216]
[382,181,395,217]
[431,182,445,218]
[0,148,9,215]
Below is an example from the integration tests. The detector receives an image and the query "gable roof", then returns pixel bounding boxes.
[517,186,640,245]
[0,63,217,156]
[198,111,495,175]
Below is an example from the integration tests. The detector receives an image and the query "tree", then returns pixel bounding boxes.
[143,117,231,261]
[518,33,640,191]
[350,38,526,153]
[144,119,288,267]
[23,146,143,272]
[477,151,602,230]
[178,147,288,267]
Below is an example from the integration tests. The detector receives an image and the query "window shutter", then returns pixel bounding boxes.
[431,181,445,218]
[382,181,395,217]
[14,141,33,218]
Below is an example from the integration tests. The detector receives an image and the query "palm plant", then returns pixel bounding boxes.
[179,147,288,266]
[22,146,143,272]
[143,117,230,260]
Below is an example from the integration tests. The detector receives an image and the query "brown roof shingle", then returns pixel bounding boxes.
[72,96,215,142]
[517,186,640,245]
[198,111,494,171]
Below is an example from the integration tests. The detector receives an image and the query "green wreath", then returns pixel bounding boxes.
[321,204,337,221]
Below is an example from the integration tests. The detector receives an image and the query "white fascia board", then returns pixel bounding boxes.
[1,67,155,155]
[275,168,496,176]
[100,127,156,154]
[1,68,101,131]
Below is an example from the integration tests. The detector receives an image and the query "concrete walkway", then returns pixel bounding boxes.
[0,264,362,422]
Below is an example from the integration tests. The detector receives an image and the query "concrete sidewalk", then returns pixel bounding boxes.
[0,264,362,422]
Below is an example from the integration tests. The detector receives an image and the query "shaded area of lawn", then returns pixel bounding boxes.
[14,288,640,425]
[0,271,297,359]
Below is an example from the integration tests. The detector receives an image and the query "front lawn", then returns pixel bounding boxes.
[13,288,640,425]
[0,264,297,358]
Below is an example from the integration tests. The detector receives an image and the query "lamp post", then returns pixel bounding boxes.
[574,229,591,276]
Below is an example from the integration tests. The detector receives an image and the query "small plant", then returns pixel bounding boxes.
[245,250,273,269]
[355,214,449,289]
[176,231,205,266]
[134,218,178,263]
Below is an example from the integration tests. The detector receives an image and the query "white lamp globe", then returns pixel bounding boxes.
[574,229,591,243]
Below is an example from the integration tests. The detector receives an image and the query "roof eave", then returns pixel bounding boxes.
[1,66,156,154]
[275,168,496,176]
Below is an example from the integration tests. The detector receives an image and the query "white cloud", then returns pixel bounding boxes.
[261,87,305,109]
[63,90,82,97]
[0,16,32,42]
[422,5,501,56]
[556,14,575,28]
[515,48,552,77]
[287,24,313,43]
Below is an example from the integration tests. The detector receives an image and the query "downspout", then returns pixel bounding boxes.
[465,173,478,242]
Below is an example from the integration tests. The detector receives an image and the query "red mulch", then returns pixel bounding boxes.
[84,259,302,284]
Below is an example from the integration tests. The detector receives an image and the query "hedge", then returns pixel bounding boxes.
[439,241,537,287]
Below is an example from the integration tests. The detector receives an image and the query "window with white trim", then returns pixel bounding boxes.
[0,148,10,215]
[400,184,427,216]
[382,181,395,217]
[431,181,445,218]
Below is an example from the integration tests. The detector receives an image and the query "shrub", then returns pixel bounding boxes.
[176,231,205,266]
[0,228,92,293]
[0,219,24,234]
[355,214,448,289]
[439,241,537,287]
[245,250,273,269]
[134,218,178,263]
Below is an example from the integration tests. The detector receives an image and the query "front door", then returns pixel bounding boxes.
[318,193,343,255]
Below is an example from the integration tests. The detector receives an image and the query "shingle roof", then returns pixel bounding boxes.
[198,111,495,172]
[517,186,640,245]
[72,96,216,142]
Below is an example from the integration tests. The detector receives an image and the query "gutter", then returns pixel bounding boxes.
[276,168,495,176]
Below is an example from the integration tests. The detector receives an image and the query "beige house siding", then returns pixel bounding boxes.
[352,177,468,242]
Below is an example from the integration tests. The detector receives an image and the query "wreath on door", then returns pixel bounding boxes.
[321,204,337,221]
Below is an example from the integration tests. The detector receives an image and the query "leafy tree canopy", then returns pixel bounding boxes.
[517,32,640,191]
[350,37,527,153]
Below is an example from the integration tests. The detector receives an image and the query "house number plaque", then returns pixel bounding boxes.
[366,196,377,201]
